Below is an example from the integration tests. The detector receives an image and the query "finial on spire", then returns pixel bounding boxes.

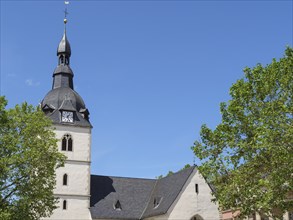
[64,1,69,24]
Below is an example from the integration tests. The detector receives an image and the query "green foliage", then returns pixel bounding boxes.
[155,164,192,179]
[155,175,164,179]
[0,97,66,220]
[180,164,191,171]
[192,48,293,219]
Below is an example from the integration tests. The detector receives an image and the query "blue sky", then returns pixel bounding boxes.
[1,0,292,178]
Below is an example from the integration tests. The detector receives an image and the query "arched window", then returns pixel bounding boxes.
[62,137,67,151]
[63,174,68,186]
[191,215,203,220]
[59,55,65,65]
[260,215,269,220]
[289,212,293,220]
[68,138,72,151]
[61,134,73,151]
[195,183,199,194]
[63,200,67,210]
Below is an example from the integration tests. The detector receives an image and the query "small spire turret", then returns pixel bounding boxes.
[57,5,71,65]
[57,30,71,65]
[52,4,74,90]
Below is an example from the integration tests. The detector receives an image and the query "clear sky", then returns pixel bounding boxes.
[1,0,292,179]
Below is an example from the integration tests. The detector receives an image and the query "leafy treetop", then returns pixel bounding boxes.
[192,47,293,219]
[0,97,66,220]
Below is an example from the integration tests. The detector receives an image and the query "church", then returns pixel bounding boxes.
[40,17,220,220]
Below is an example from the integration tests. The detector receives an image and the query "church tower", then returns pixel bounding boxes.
[41,17,92,220]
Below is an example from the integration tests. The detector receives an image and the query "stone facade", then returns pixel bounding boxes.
[43,125,91,220]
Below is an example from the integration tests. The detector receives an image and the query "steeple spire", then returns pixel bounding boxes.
[57,10,71,65]
[57,30,71,65]
[52,10,74,90]
[41,0,91,127]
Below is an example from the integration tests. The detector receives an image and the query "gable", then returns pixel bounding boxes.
[141,167,195,218]
[164,169,220,220]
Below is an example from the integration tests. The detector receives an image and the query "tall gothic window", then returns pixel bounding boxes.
[63,174,68,186]
[61,134,73,151]
[63,200,67,210]
[195,184,199,194]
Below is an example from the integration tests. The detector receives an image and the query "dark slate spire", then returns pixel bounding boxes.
[57,29,71,64]
[58,12,71,58]
[52,18,74,90]
[41,17,91,128]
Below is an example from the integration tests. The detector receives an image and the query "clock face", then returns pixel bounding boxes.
[61,111,74,123]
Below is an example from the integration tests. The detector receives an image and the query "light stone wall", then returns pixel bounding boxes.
[45,196,91,220]
[55,162,90,196]
[145,169,220,220]
[43,125,92,220]
[54,125,91,162]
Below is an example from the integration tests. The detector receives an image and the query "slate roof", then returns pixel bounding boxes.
[90,175,155,219]
[41,87,92,128]
[90,166,195,219]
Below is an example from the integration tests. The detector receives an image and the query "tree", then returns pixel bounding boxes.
[0,97,66,220]
[155,164,192,179]
[192,48,293,219]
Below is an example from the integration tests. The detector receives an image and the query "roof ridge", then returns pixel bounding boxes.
[160,165,196,180]
[90,174,156,181]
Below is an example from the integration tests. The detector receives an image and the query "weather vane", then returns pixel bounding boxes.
[64,1,70,24]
